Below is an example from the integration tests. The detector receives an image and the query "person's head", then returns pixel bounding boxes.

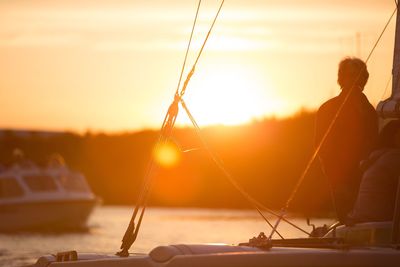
[337,57,369,92]
[379,119,400,149]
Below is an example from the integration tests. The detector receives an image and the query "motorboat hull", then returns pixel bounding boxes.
[0,198,97,232]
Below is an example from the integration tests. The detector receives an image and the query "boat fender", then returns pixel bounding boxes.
[149,245,182,262]
[149,244,263,263]
[31,255,56,267]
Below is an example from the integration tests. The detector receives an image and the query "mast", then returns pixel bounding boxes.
[377,4,400,246]
[377,6,400,118]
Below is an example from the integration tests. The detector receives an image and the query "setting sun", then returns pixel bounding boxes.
[179,65,285,126]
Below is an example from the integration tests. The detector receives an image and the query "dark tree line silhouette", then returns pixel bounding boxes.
[0,110,334,216]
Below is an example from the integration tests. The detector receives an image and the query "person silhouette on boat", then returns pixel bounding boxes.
[315,57,379,223]
[349,119,400,223]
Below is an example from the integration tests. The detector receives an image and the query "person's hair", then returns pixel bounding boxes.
[379,119,400,148]
[337,57,369,90]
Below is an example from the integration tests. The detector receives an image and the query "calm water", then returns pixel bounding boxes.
[0,206,334,267]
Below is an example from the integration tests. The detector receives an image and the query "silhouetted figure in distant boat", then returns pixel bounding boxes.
[315,57,379,223]
[349,119,400,223]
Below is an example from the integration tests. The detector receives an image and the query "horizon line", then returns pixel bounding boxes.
[0,107,317,136]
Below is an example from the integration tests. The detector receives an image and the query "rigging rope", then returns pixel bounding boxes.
[172,0,311,237]
[117,96,180,257]
[179,0,309,237]
[117,1,202,257]
[181,99,310,238]
[171,0,309,238]
[175,1,202,96]
[179,0,225,98]
[267,5,398,240]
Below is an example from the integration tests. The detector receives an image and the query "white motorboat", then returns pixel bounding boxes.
[0,154,98,232]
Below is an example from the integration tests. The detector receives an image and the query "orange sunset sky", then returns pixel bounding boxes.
[0,0,396,132]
